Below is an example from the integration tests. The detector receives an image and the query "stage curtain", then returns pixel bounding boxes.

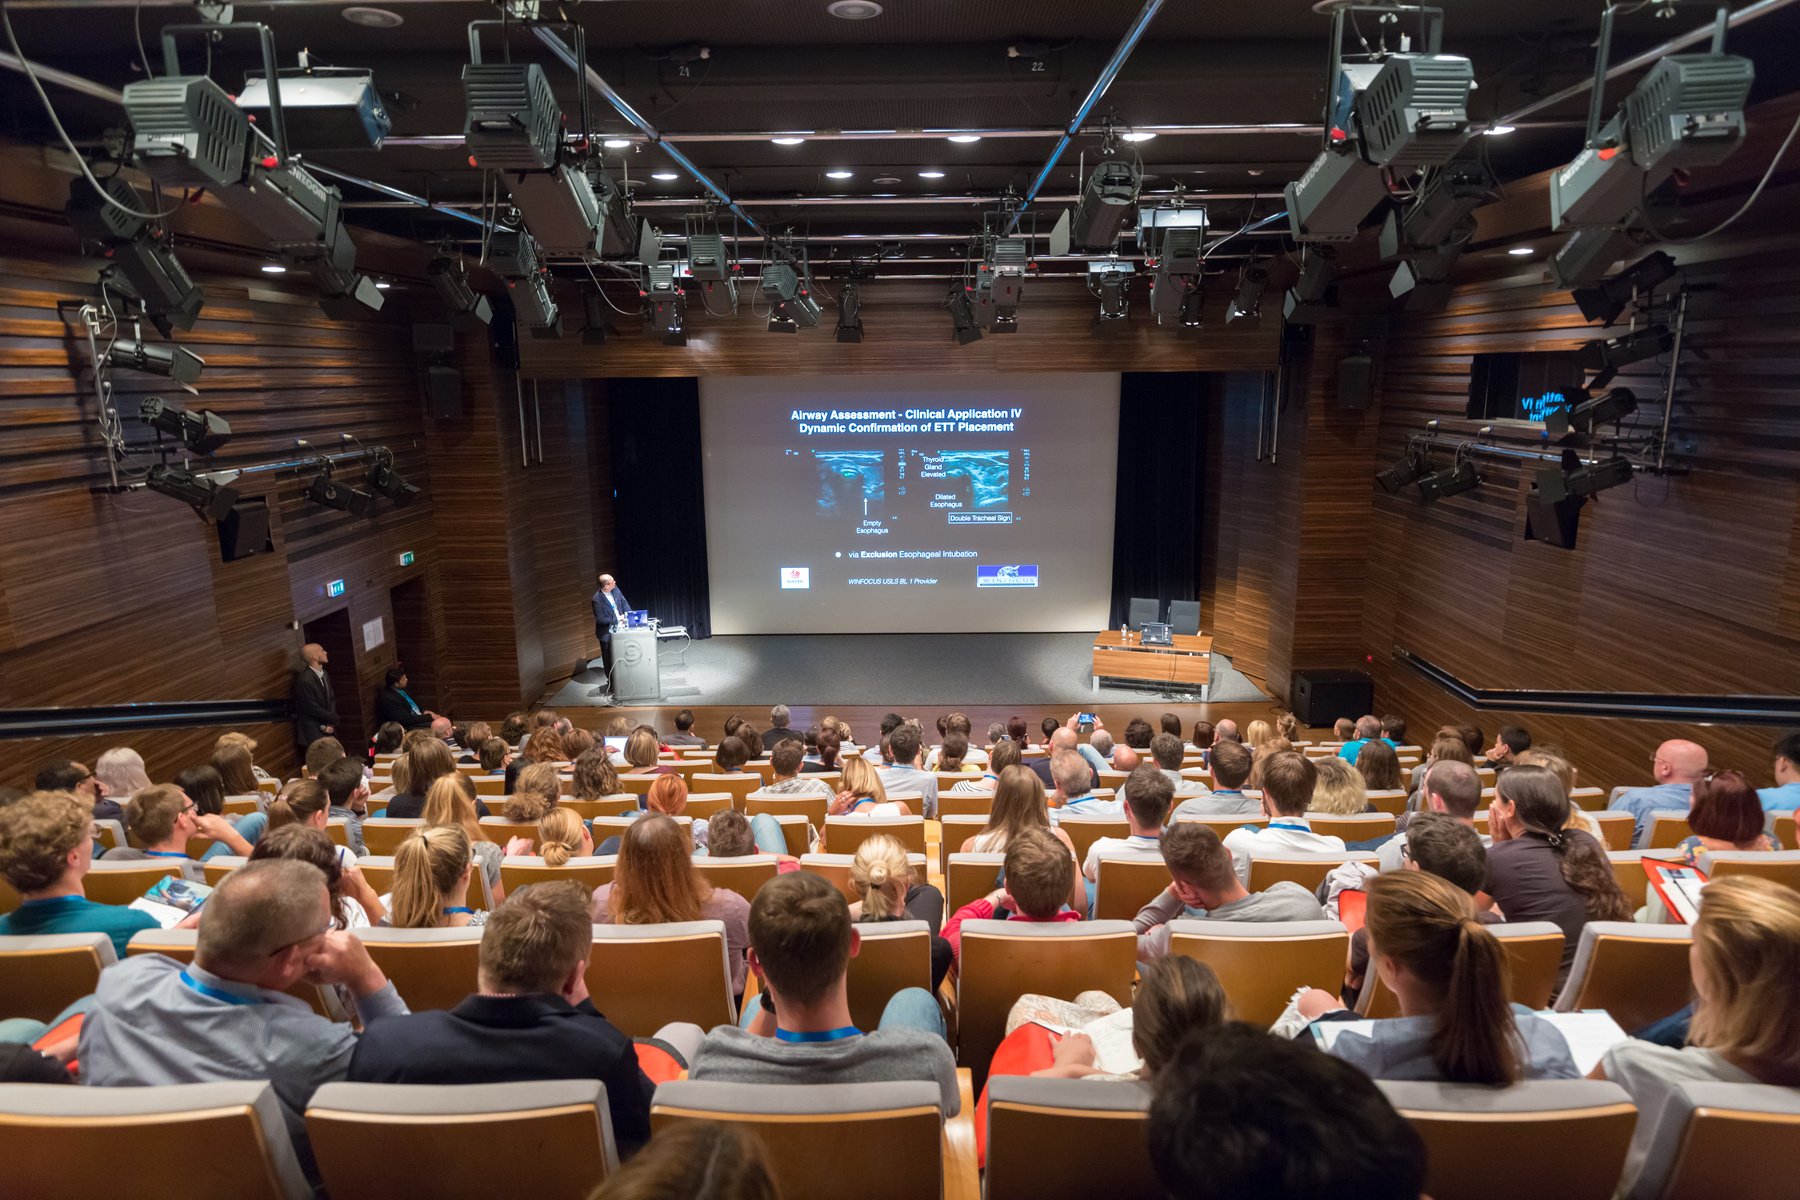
[1108,372,1206,628]
[605,377,712,638]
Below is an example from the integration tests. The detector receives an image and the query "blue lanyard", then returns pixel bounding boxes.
[397,688,420,713]
[144,850,190,858]
[1267,821,1310,833]
[180,970,264,1007]
[443,906,474,915]
[774,1025,861,1043]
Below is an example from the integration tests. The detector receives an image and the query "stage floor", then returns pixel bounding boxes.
[543,632,1268,709]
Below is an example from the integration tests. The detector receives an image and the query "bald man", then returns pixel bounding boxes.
[293,643,338,748]
[1214,719,1241,743]
[1609,739,1709,848]
[1030,726,1099,792]
[1113,745,1142,772]
[592,573,632,682]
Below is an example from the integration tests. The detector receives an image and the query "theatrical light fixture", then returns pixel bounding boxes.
[1226,262,1269,325]
[1376,158,1493,312]
[1375,445,1429,494]
[918,170,947,179]
[948,135,982,144]
[489,232,562,338]
[428,256,494,325]
[1139,205,1207,328]
[1570,251,1680,326]
[1417,454,1481,502]
[306,470,376,517]
[146,464,238,521]
[365,446,421,507]
[1089,261,1133,331]
[1508,247,1536,257]
[946,286,982,345]
[1578,326,1673,385]
[140,397,231,455]
[1536,455,1634,503]
[974,237,1028,331]
[1121,131,1157,142]
[1284,246,1338,323]
[261,264,287,274]
[761,262,823,332]
[1546,387,1638,438]
[644,262,687,346]
[108,338,206,389]
[1486,124,1516,136]
[1051,159,1141,254]
[836,282,864,343]
[64,176,205,339]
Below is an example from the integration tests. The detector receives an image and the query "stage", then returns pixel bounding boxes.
[543,632,1268,709]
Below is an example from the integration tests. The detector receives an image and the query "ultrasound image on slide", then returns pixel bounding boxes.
[814,451,885,518]
[935,450,1010,508]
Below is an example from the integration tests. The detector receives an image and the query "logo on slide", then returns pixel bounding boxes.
[780,567,811,590]
[977,564,1038,588]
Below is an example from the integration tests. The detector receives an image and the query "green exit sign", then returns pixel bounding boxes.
[327,579,346,598]
[399,551,415,567]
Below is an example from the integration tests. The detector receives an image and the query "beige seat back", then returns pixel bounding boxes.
[1359,922,1566,1018]
[477,816,540,849]
[1553,921,1692,1033]
[560,797,640,820]
[1168,920,1350,1025]
[351,926,484,1012]
[1366,789,1410,816]
[1699,849,1800,891]
[1054,815,1130,866]
[1607,850,1682,910]
[83,859,189,906]
[586,920,736,1036]
[681,793,735,821]
[939,815,989,871]
[745,792,830,832]
[1245,852,1379,894]
[945,853,1006,914]
[985,1077,1155,1200]
[1304,812,1398,842]
[498,855,617,895]
[0,933,117,1023]
[1646,1081,1800,1200]
[689,773,761,805]
[845,920,935,1033]
[936,790,996,820]
[1645,810,1695,850]
[1172,814,1263,840]
[1093,855,1170,920]
[823,815,927,856]
[361,818,426,856]
[692,855,779,905]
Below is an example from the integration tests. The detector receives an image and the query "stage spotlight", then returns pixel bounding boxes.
[429,257,494,325]
[490,232,562,337]
[1536,455,1633,503]
[1089,262,1133,331]
[146,463,238,521]
[1049,159,1141,254]
[108,339,205,389]
[64,176,204,337]
[140,397,230,455]
[306,470,376,517]
[1284,246,1339,323]
[1546,387,1638,437]
[835,282,864,343]
[946,286,982,345]
[762,262,823,332]
[1400,160,1495,248]
[581,295,618,346]
[1226,263,1268,325]
[365,447,421,506]
[1417,457,1480,501]
[975,237,1028,331]
[1577,326,1672,381]
[644,263,687,346]
[1148,228,1203,328]
[1570,251,1680,326]
[1375,443,1428,494]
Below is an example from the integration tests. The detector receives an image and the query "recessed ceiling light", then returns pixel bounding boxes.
[651,172,679,181]
[374,280,392,288]
[1507,247,1535,257]
[1246,168,1265,177]
[826,0,884,18]
[1121,131,1156,142]
[261,264,286,274]
[342,6,404,29]
[872,175,903,186]
[826,170,854,180]
[771,136,806,146]
[918,170,945,179]
[603,138,632,149]
[1486,124,1517,136]
[947,134,981,144]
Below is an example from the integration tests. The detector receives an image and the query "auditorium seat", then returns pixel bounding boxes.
[1554,922,1693,1033]
[1646,810,1696,850]
[845,919,936,1032]
[616,774,661,797]
[1305,812,1398,842]
[1570,786,1607,810]
[126,928,342,1019]
[692,855,779,903]
[984,1077,1156,1200]
[1096,770,1128,790]
[590,815,694,851]
[939,815,989,870]
[690,773,761,805]
[1092,854,1169,920]
[0,933,115,1023]
[586,920,737,1036]
[1771,811,1795,849]
[1636,1081,1800,1200]
[322,817,351,850]
[477,815,541,849]
[1167,920,1351,1024]
[352,926,484,1012]
[1171,813,1263,839]
[1054,814,1130,866]
[823,814,927,856]
[499,855,617,894]
[1378,1080,1638,1200]
[218,798,256,818]
[0,876,18,915]
[1245,851,1380,894]
[307,1080,618,1200]
[801,853,930,903]
[1607,850,1683,910]
[759,813,813,857]
[356,855,493,911]
[680,792,736,821]
[92,817,130,854]
[1699,849,1800,890]
[84,859,190,906]
[1591,811,1638,850]
[1365,789,1411,816]
[1360,923,1566,1017]
[938,791,999,819]
[201,856,248,885]
[361,818,426,856]
[745,792,830,832]
[945,852,1006,913]
[560,796,641,820]
[0,1080,311,1200]
[651,1078,977,1200]
[472,776,506,798]
[955,919,1137,1082]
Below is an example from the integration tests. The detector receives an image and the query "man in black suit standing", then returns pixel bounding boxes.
[591,572,631,682]
[294,642,339,749]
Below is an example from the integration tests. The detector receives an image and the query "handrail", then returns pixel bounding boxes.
[1394,647,1800,726]
[0,699,292,740]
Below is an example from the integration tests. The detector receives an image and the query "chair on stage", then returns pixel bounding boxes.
[1167,599,1201,636]
[1127,597,1161,630]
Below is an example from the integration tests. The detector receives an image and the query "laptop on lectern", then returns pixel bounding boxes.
[1141,622,1173,646]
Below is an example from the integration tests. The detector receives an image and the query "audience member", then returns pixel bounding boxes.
[1511,747,1603,841]
[456,721,494,765]
[1148,732,1204,797]
[1158,712,1183,739]
[305,736,348,780]
[1089,729,1116,763]
[1244,736,1293,793]
[1485,765,1630,986]
[1004,715,1029,744]
[831,755,911,818]
[714,736,752,774]
[804,728,843,773]
[960,765,1085,912]
[1336,715,1384,763]
[759,740,834,798]
[92,748,151,808]
[348,880,662,1158]
[1597,876,1800,1200]
[666,708,707,747]
[589,1120,780,1200]
[1332,717,1356,741]
[385,738,460,819]
[1309,757,1370,815]
[173,764,264,859]
[507,727,570,792]
[934,731,976,774]
[1244,720,1273,751]
[621,729,667,777]
[1380,715,1408,745]
[861,713,906,764]
[370,722,406,762]
[1409,730,1475,794]
[1276,712,1302,743]
[1355,740,1403,792]
[422,772,511,899]
[1757,731,1800,811]
[1148,1022,1426,1200]
[878,724,939,818]
[1298,870,1578,1083]
[561,727,596,763]
[476,736,511,775]
[763,704,801,748]
[78,859,408,1179]
[249,824,384,929]
[1170,740,1258,820]
[1222,754,1345,884]
[925,712,985,769]
[592,815,750,994]
[1135,823,1325,960]
[706,808,792,864]
[1082,765,1175,899]
[209,741,258,804]
[1188,718,1215,758]
[737,726,766,761]
[1610,738,1709,847]
[104,782,249,865]
[1037,716,1062,747]
[1670,770,1781,866]
[1122,717,1154,751]
[1049,750,1114,814]
[1033,956,1231,1084]
[849,834,952,988]
[572,747,623,801]
[505,761,563,822]
[34,760,121,824]
[536,806,594,866]
[498,712,529,750]
[1213,719,1241,744]
[318,755,369,856]
[0,790,157,956]
[1376,760,1485,871]
[217,731,275,782]
[945,829,1082,964]
[1486,724,1532,766]
[953,739,1021,794]
[265,778,355,869]
[1029,726,1100,794]
[389,826,487,929]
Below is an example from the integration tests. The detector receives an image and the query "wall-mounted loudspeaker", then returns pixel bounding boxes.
[1291,668,1374,729]
[217,498,272,562]
[427,365,463,418]
[1338,353,1373,410]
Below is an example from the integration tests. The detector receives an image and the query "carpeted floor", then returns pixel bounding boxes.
[543,632,1268,709]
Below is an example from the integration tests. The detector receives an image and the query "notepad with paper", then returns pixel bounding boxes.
[1029,1007,1143,1076]
[1312,1010,1629,1076]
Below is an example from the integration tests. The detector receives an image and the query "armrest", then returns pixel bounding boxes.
[943,1067,979,1200]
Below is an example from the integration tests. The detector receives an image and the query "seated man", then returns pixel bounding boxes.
[665,708,707,748]
[0,790,158,957]
[318,756,370,858]
[1149,733,1207,797]
[1485,723,1532,768]
[79,859,408,1176]
[944,828,1084,965]
[35,760,122,824]
[100,783,249,867]
[348,881,660,1158]
[1372,760,1487,871]
[1610,738,1708,848]
[877,723,940,819]
[753,740,835,799]
[1029,727,1100,794]
[1336,715,1387,763]
[1083,764,1175,887]
[1760,732,1800,812]
[690,871,957,1115]
[1222,753,1345,886]
[1135,823,1325,961]
[1051,750,1120,817]
[1170,740,1259,820]
[375,665,435,731]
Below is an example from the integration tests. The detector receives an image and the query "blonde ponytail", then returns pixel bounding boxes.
[390,826,473,929]
[849,834,911,920]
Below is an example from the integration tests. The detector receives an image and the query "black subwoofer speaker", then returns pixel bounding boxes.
[1291,669,1374,729]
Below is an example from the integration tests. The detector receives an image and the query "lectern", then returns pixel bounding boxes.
[611,626,661,702]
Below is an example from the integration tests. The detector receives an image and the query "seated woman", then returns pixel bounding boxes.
[536,806,594,865]
[850,834,952,989]
[264,778,357,870]
[570,746,624,802]
[1596,876,1800,1200]
[1310,757,1371,816]
[1669,769,1781,866]
[952,738,1022,794]
[423,771,518,904]
[935,731,977,775]
[249,823,384,928]
[387,825,487,929]
[504,761,563,823]
[619,728,669,777]
[1355,740,1403,793]
[830,756,911,817]
[801,727,844,774]
[1513,747,1604,841]
[176,764,264,860]
[1296,870,1579,1082]
[1190,720,1216,766]
[1244,737,1294,792]
[597,774,706,855]
[958,766,1085,915]
[1244,720,1273,753]
[369,721,406,764]
[712,736,753,775]
[210,740,264,806]
[591,814,750,996]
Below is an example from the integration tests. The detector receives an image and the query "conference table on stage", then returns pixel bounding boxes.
[1090,629,1213,700]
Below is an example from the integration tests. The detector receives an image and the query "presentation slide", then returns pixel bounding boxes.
[701,372,1120,634]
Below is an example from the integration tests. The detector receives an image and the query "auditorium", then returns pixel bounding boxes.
[3,1,1800,1197]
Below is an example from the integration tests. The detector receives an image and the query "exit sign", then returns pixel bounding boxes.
[327,579,346,598]
[398,550,415,567]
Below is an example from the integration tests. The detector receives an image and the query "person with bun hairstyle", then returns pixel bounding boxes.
[1298,870,1578,1082]
[849,834,952,988]
[536,806,593,867]
[388,825,487,929]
